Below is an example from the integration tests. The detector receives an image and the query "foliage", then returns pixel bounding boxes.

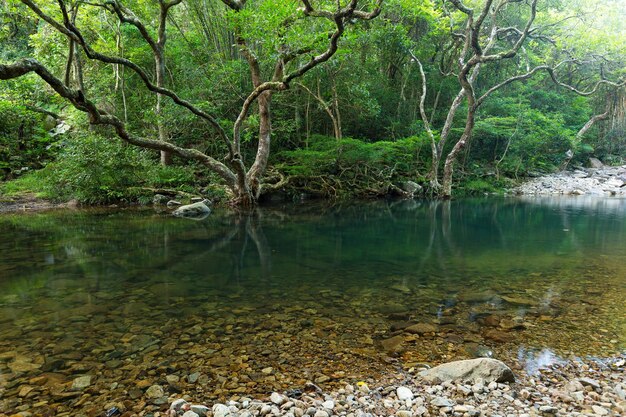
[0,100,56,180]
[3,132,200,204]
[273,135,430,198]
[1,0,625,202]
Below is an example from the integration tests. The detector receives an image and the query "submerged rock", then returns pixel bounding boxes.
[71,375,92,390]
[172,200,211,219]
[405,323,437,335]
[419,358,515,384]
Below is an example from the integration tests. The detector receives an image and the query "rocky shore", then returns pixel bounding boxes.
[514,162,626,196]
[23,356,620,417]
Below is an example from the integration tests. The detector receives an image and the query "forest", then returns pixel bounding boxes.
[0,0,625,206]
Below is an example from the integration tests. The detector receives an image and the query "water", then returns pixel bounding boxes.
[0,197,625,413]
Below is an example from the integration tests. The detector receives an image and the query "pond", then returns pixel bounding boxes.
[0,197,625,415]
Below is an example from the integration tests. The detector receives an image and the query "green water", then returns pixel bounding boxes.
[0,197,625,414]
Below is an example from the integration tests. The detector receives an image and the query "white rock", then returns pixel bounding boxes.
[191,405,210,415]
[213,403,231,417]
[396,386,414,401]
[182,412,199,417]
[431,397,454,407]
[592,405,608,416]
[170,399,189,412]
[322,400,335,410]
[270,392,285,405]
[419,358,515,384]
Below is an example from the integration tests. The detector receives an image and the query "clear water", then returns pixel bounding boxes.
[0,197,625,414]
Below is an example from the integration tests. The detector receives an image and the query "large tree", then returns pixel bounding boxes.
[0,0,382,206]
[410,0,625,197]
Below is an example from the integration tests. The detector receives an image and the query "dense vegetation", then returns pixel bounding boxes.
[0,0,625,205]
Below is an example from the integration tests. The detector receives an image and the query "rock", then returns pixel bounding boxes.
[539,405,558,414]
[397,411,412,417]
[401,181,422,197]
[321,400,335,410]
[589,157,604,168]
[167,200,182,208]
[170,398,189,412]
[313,411,329,417]
[431,397,454,407]
[419,358,515,384]
[270,392,285,405]
[71,375,92,391]
[591,405,609,415]
[213,404,231,417]
[153,194,169,205]
[500,295,537,306]
[191,405,210,415]
[188,372,200,384]
[483,329,515,343]
[172,201,211,219]
[182,412,199,417]
[145,384,165,399]
[405,323,437,334]
[578,377,601,390]
[396,386,414,401]
[380,335,405,352]
[415,406,427,416]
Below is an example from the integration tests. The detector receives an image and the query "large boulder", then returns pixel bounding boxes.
[419,358,515,384]
[172,200,211,220]
[588,157,603,169]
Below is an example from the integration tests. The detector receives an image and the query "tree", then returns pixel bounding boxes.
[0,0,382,206]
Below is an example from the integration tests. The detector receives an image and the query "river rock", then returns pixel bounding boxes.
[405,323,437,334]
[182,412,200,417]
[146,384,165,398]
[173,201,211,219]
[213,403,231,417]
[396,386,414,400]
[191,405,210,415]
[71,375,92,390]
[419,358,515,384]
[380,335,405,352]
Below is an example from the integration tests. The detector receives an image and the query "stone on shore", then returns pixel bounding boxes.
[419,358,515,384]
[172,201,211,219]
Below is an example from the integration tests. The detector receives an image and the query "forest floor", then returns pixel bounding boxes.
[0,192,74,213]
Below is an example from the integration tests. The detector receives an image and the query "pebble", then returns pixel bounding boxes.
[145,384,164,399]
[592,405,609,415]
[396,386,414,400]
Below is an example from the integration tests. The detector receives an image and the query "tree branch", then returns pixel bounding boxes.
[0,59,237,187]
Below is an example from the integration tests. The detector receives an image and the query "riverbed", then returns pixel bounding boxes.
[0,198,624,415]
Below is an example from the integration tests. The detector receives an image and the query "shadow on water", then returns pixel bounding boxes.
[0,197,624,410]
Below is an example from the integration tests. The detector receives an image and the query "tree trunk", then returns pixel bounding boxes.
[156,55,172,165]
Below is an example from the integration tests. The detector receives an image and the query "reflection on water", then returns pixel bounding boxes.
[518,348,565,375]
[0,197,625,413]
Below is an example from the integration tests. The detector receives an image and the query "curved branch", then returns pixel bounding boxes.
[0,59,237,188]
[20,0,233,154]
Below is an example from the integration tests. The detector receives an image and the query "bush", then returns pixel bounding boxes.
[0,100,56,180]
[3,132,201,204]
[272,135,431,198]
